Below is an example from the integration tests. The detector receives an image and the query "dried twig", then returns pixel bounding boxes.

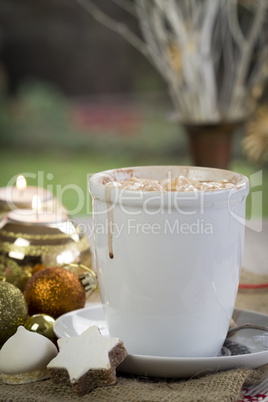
[74,0,148,57]
[112,0,137,17]
[229,0,268,116]
[75,0,268,123]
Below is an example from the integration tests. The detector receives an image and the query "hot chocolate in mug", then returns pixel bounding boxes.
[89,166,249,357]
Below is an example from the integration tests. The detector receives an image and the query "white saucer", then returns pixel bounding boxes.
[54,305,268,378]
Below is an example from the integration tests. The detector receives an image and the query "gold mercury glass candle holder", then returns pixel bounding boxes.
[0,210,92,291]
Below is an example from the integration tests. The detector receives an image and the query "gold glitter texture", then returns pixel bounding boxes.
[0,256,31,290]
[0,281,28,346]
[0,235,89,256]
[24,267,85,318]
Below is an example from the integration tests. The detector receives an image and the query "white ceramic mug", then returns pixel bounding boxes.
[89,166,249,357]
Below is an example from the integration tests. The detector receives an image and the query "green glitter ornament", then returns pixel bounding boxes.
[0,281,28,346]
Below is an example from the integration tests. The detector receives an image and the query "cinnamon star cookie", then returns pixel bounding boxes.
[47,325,127,396]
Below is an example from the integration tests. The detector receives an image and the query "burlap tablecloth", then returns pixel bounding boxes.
[1,268,268,402]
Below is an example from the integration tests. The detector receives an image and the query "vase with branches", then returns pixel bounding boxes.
[75,0,268,168]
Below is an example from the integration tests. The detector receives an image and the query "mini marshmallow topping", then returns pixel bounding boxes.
[106,175,243,192]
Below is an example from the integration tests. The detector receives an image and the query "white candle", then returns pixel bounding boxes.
[0,175,53,209]
[8,208,67,224]
[8,195,67,224]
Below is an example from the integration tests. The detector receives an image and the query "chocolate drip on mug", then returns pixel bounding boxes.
[105,185,114,259]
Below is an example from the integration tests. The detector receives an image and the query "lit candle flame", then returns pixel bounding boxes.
[16,175,27,190]
[32,195,42,212]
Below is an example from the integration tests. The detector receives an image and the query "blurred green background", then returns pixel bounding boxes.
[0,0,267,218]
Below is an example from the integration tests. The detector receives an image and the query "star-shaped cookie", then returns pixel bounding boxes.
[47,325,127,396]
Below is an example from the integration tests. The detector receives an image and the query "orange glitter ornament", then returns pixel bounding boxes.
[24,267,86,319]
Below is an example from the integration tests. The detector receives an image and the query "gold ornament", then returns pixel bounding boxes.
[0,281,28,346]
[24,267,86,319]
[0,255,31,290]
[32,263,46,274]
[0,217,92,291]
[24,314,56,341]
